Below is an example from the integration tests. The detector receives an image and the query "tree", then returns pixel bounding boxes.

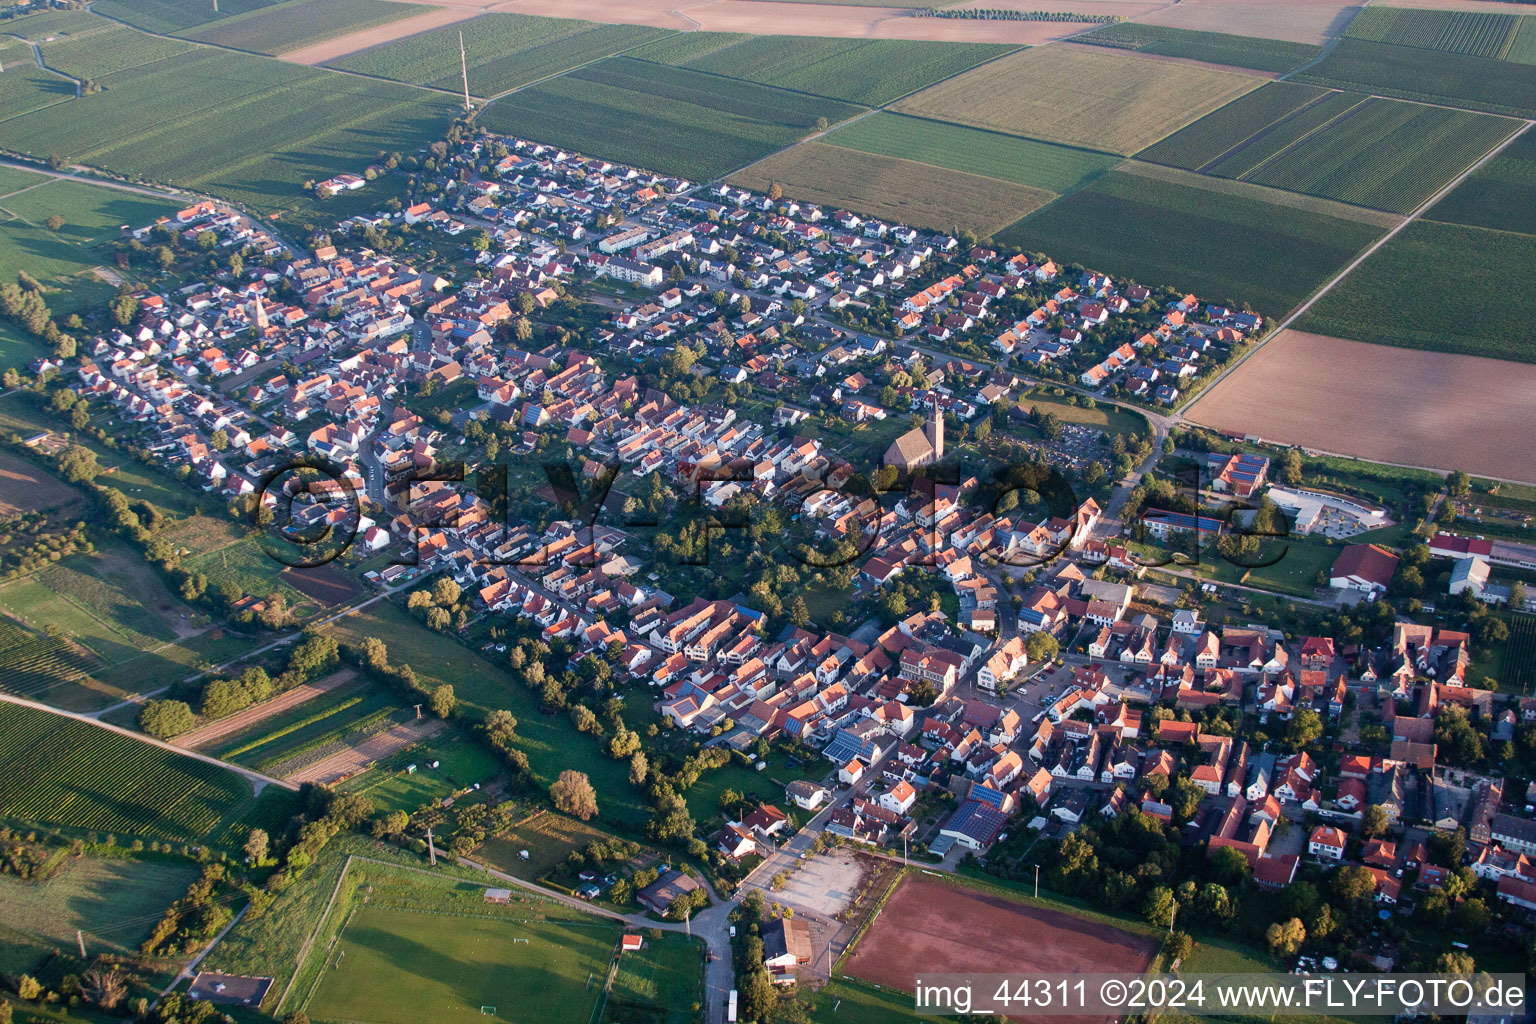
[16,976,41,1001]
[1359,803,1389,839]
[1332,865,1375,903]
[1286,707,1323,749]
[44,214,64,232]
[1265,918,1306,957]
[1164,931,1192,963]
[432,577,461,607]
[551,769,598,820]
[139,699,195,739]
[1143,885,1175,928]
[1025,631,1059,663]
[57,445,99,484]
[1447,470,1471,498]
[629,750,648,785]
[430,684,456,719]
[1433,951,1475,975]
[1281,448,1304,485]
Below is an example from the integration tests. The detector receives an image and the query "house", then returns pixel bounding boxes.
[762,918,812,983]
[939,800,1008,851]
[1329,544,1400,596]
[636,869,703,915]
[787,779,829,811]
[1308,825,1347,860]
[880,779,918,815]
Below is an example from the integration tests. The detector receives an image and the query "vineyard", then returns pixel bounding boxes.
[1505,614,1536,693]
[1347,7,1525,60]
[180,0,433,55]
[1137,82,1329,171]
[1243,99,1520,213]
[1076,22,1321,74]
[0,614,98,697]
[1295,38,1536,118]
[38,19,194,78]
[1427,123,1536,235]
[90,0,275,34]
[0,701,292,845]
[1207,92,1367,180]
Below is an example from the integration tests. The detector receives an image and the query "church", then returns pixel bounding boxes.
[883,399,944,473]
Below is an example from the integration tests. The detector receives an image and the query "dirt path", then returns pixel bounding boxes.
[286,717,445,785]
[280,6,485,65]
[174,668,357,750]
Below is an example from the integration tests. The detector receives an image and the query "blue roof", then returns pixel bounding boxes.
[942,800,1008,844]
[823,728,879,765]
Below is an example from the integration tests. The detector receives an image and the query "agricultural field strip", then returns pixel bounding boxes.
[1193,90,1345,174]
[1206,91,1371,181]
[1178,118,1533,408]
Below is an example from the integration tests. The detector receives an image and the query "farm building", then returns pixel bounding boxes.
[762,918,812,983]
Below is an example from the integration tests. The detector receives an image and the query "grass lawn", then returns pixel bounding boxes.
[0,856,200,957]
[1019,390,1151,437]
[684,751,823,825]
[477,810,619,882]
[0,178,179,298]
[321,601,650,828]
[810,976,946,1024]
[306,902,619,1024]
[602,930,705,1024]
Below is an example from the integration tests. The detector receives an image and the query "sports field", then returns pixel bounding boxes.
[602,931,705,1024]
[1299,218,1536,362]
[1076,22,1320,72]
[629,32,1017,106]
[1187,330,1536,482]
[1294,37,1536,117]
[731,141,1056,237]
[844,873,1157,1007]
[996,165,1386,317]
[1428,123,1536,234]
[0,700,297,845]
[478,57,865,181]
[178,0,435,55]
[306,904,619,1024]
[892,45,1261,155]
[328,12,670,96]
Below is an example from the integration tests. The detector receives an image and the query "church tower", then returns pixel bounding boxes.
[251,296,269,331]
[926,399,943,461]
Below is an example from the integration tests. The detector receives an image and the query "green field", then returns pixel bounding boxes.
[89,0,278,34]
[1512,17,1536,64]
[729,140,1057,237]
[338,727,501,814]
[321,601,650,828]
[0,700,297,845]
[1299,218,1536,362]
[1294,37,1536,117]
[182,534,314,609]
[6,8,103,38]
[0,64,76,121]
[602,931,704,1024]
[0,41,459,211]
[1345,6,1525,60]
[477,811,624,881]
[1242,98,1519,213]
[1137,82,1331,171]
[180,0,433,54]
[683,750,821,825]
[1076,22,1320,73]
[1428,123,1536,234]
[996,166,1385,318]
[893,44,1261,156]
[825,111,1119,193]
[39,19,194,77]
[1206,91,1368,180]
[306,903,619,1024]
[328,12,670,96]
[0,856,201,957]
[630,32,1016,106]
[479,56,866,181]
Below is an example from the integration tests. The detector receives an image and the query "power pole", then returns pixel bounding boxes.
[76,929,86,959]
[426,826,437,867]
[1034,864,1039,900]
[459,31,472,113]
[414,703,422,719]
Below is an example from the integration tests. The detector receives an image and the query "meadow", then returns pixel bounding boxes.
[1076,22,1320,73]
[0,857,200,957]
[731,140,1056,237]
[329,13,670,96]
[0,700,296,845]
[1427,124,1536,235]
[631,32,1017,106]
[38,19,194,77]
[0,41,460,211]
[479,57,865,182]
[1294,38,1536,117]
[1346,7,1527,60]
[477,811,620,881]
[824,111,1119,194]
[1242,98,1519,213]
[180,0,434,55]
[602,931,704,1024]
[90,0,277,34]
[996,166,1385,318]
[1137,82,1331,171]
[1299,219,1536,362]
[893,45,1260,155]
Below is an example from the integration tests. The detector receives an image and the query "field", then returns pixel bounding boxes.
[5,8,103,38]
[629,32,1018,106]
[1242,98,1519,213]
[38,20,195,77]
[0,64,75,122]
[995,165,1386,317]
[183,535,313,609]
[1019,390,1152,437]
[682,750,822,825]
[328,13,671,97]
[1428,123,1536,234]
[1299,219,1536,362]
[730,140,1057,237]
[1345,6,1526,59]
[1076,22,1320,72]
[0,447,76,514]
[477,811,621,881]
[1130,1,1356,46]
[214,675,405,774]
[89,0,278,35]
[0,41,460,211]
[305,901,619,1024]
[179,0,435,55]
[281,562,362,606]
[0,856,200,957]
[478,56,865,182]
[320,600,649,827]
[892,45,1261,155]
[0,700,297,845]
[1206,91,1369,179]
[338,727,501,813]
[823,111,1120,192]
[602,931,704,1024]
[1293,38,1536,117]
[0,612,101,699]
[1137,81,1331,171]
[1187,331,1536,483]
[843,873,1158,1002]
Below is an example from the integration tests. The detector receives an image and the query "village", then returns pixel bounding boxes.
[31,127,1536,1000]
